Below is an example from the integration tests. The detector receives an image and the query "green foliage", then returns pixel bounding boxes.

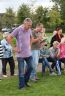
[0,21,2,31]
[12,38,16,46]
[33,6,49,27]
[52,0,65,26]
[1,2,65,30]
[48,6,62,29]
[0,13,4,31]
[60,1,65,20]
[2,8,15,28]
[17,4,31,24]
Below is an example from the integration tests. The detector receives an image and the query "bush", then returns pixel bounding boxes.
[12,38,16,46]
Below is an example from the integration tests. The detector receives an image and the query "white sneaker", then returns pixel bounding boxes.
[57,73,61,76]
[14,73,17,76]
[50,72,57,76]
[3,75,7,77]
[30,78,37,82]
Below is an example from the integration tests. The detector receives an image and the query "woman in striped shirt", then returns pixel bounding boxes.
[0,41,3,80]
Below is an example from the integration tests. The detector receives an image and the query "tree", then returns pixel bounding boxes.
[48,5,62,29]
[51,0,65,23]
[51,0,62,4]
[2,8,15,28]
[17,4,31,24]
[34,6,49,27]
[0,13,4,31]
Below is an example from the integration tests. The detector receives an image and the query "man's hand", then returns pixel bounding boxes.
[38,35,42,41]
[31,35,42,43]
[13,47,21,53]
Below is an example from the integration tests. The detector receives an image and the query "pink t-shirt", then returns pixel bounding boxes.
[59,44,65,58]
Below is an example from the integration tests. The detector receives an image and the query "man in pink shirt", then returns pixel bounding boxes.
[7,18,33,89]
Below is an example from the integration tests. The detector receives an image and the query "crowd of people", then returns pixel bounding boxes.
[0,18,65,90]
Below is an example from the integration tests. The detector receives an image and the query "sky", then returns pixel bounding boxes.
[0,0,54,13]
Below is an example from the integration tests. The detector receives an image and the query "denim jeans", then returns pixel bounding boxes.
[30,50,40,79]
[56,60,61,75]
[42,57,53,74]
[42,57,61,75]
[17,56,33,88]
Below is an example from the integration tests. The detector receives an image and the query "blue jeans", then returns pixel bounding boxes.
[56,60,61,75]
[17,56,33,88]
[42,57,53,74]
[30,50,40,79]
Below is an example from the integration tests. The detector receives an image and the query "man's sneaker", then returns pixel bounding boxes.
[50,72,57,76]
[57,73,61,76]
[30,78,37,82]
[3,75,7,77]
[25,83,31,87]
[18,86,25,90]
[11,74,17,76]
[14,73,17,76]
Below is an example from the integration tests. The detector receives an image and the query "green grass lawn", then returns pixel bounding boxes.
[0,32,65,96]
[0,73,65,96]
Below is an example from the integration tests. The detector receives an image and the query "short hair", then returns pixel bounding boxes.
[53,41,59,46]
[23,18,32,23]
[36,23,43,27]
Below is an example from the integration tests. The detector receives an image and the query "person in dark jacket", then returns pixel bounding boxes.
[50,27,64,70]
[50,27,64,47]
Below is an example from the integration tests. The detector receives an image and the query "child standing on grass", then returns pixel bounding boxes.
[0,40,4,80]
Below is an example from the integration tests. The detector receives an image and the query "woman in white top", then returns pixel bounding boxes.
[0,41,4,80]
[1,32,15,77]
